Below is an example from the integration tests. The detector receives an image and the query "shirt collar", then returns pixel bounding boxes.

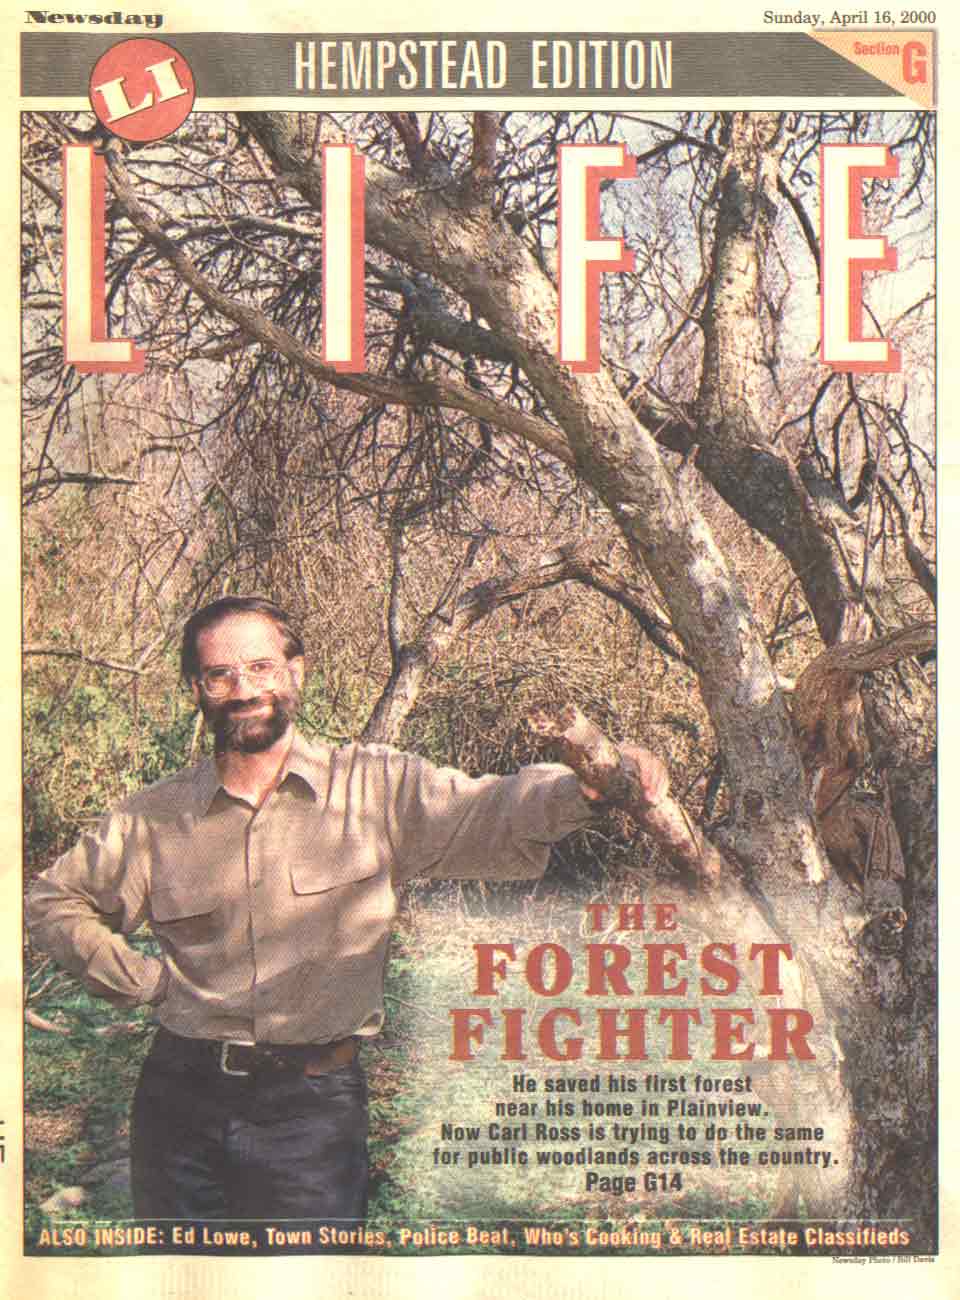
[191,729,329,816]
[193,757,221,816]
[283,730,328,800]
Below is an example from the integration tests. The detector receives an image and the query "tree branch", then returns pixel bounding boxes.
[470,112,501,186]
[527,701,728,887]
[102,141,573,467]
[362,543,604,744]
[24,644,149,675]
[879,476,936,607]
[387,112,429,173]
[792,620,935,820]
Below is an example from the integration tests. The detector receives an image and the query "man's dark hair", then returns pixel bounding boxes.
[180,596,305,684]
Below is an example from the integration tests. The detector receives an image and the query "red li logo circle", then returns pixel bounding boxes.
[89,39,195,142]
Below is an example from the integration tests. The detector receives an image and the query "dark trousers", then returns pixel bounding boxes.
[131,1028,369,1222]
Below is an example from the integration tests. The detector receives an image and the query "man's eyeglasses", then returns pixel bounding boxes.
[197,658,287,699]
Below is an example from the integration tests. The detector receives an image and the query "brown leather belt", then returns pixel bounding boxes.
[218,1037,358,1077]
[156,1029,358,1078]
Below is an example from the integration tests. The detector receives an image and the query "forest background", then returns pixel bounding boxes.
[20,108,936,1251]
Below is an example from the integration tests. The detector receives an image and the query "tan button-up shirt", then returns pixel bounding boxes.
[27,733,594,1045]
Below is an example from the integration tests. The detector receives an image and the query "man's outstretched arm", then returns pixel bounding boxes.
[384,751,602,884]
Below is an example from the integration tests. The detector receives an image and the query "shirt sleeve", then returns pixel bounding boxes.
[387,755,598,884]
[26,809,168,1009]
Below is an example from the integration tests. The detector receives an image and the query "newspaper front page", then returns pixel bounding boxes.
[6,3,952,1297]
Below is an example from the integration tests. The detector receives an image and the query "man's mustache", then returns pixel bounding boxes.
[221,694,275,715]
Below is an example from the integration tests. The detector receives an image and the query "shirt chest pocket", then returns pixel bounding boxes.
[289,857,383,896]
[150,882,221,948]
[290,858,395,946]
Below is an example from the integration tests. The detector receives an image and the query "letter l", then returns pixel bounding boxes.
[62,145,145,373]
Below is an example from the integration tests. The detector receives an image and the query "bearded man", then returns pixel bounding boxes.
[27,596,603,1224]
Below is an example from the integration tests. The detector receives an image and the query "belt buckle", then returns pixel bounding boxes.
[220,1039,256,1076]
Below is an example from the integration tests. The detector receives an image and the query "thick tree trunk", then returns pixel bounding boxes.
[696,113,867,647]
[851,673,937,1250]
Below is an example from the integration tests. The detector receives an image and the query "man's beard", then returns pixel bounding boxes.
[204,685,300,754]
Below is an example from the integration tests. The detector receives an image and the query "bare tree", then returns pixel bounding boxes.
[21,108,936,1244]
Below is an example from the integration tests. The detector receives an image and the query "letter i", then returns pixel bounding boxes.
[322,144,366,371]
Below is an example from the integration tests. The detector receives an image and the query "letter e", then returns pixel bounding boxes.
[820,144,900,373]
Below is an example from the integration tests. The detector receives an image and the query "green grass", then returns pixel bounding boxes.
[25,982,155,1252]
